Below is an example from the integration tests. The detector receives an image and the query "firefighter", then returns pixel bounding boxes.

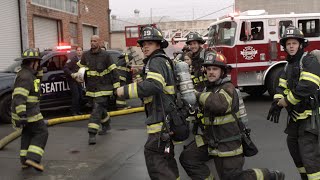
[77,35,120,145]
[180,51,285,180]
[267,25,320,180]
[116,26,180,179]
[63,46,83,115]
[186,32,207,92]
[116,53,133,109]
[11,48,48,171]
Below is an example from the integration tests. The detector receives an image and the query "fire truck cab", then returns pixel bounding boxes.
[207,10,320,96]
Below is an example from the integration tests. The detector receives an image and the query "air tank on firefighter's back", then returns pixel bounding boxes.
[175,61,196,106]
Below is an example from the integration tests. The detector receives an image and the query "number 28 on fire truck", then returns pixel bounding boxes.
[207,10,320,96]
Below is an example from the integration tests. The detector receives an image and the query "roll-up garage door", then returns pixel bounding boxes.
[82,25,96,50]
[0,0,21,70]
[34,16,58,51]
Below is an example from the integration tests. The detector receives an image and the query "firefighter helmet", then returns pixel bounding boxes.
[21,48,42,61]
[137,26,168,48]
[280,26,308,48]
[202,51,229,69]
[186,32,206,45]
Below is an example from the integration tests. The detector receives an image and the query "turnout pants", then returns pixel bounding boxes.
[285,118,320,180]
[179,141,273,180]
[88,96,112,135]
[20,120,48,164]
[144,133,179,180]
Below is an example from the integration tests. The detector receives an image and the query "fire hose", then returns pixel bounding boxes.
[0,107,144,150]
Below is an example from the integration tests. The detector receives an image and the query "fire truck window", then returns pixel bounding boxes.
[298,19,320,37]
[126,27,139,38]
[251,21,264,40]
[279,20,293,38]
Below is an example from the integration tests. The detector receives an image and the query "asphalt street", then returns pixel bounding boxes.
[0,96,301,180]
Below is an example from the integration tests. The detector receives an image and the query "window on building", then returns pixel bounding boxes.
[31,0,78,15]
[279,20,293,38]
[70,23,78,45]
[298,19,320,37]
[240,21,264,41]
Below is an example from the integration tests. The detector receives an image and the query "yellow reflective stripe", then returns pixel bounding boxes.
[147,122,163,133]
[252,169,264,180]
[279,78,288,88]
[163,85,175,94]
[87,64,117,77]
[308,171,320,180]
[128,83,138,99]
[20,150,27,157]
[28,145,44,156]
[125,54,129,63]
[29,51,34,57]
[300,71,320,86]
[283,89,290,95]
[274,94,284,99]
[23,51,28,56]
[37,70,43,77]
[219,89,232,113]
[287,91,301,105]
[205,174,215,180]
[119,76,127,81]
[16,105,26,114]
[77,61,86,68]
[28,113,43,122]
[11,113,19,120]
[199,92,211,106]
[86,91,113,97]
[88,123,100,130]
[195,135,205,147]
[203,113,238,125]
[113,82,120,88]
[117,66,131,72]
[27,96,39,103]
[199,76,204,82]
[298,167,306,173]
[143,96,153,104]
[116,100,126,105]
[33,79,40,92]
[208,145,243,157]
[173,141,183,145]
[292,110,312,121]
[146,72,165,87]
[197,113,203,118]
[193,78,199,84]
[13,87,29,97]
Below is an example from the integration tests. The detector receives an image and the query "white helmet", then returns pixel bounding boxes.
[75,67,86,83]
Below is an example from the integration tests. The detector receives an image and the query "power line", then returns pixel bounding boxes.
[194,4,234,20]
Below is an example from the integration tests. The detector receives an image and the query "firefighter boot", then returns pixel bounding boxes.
[25,159,44,172]
[98,121,111,135]
[88,133,96,145]
[270,170,285,180]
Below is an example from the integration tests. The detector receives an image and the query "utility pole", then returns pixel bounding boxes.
[150,8,153,24]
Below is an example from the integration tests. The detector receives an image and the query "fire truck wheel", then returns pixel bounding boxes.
[243,86,267,96]
[266,66,283,97]
[0,93,12,124]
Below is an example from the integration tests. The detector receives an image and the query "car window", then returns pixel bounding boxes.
[44,55,68,71]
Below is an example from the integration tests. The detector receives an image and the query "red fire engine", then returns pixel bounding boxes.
[207,10,320,96]
[125,24,156,47]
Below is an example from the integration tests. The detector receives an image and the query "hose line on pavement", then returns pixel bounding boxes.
[0,107,145,150]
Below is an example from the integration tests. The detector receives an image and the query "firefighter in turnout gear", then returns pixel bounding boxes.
[186,32,207,92]
[268,25,320,180]
[180,51,285,180]
[77,35,120,145]
[116,26,180,180]
[116,53,133,109]
[11,48,48,171]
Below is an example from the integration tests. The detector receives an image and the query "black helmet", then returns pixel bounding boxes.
[280,26,308,48]
[137,26,168,48]
[202,51,228,69]
[186,32,205,45]
[118,53,134,63]
[21,48,42,61]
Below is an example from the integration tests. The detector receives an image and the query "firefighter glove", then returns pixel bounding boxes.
[15,116,28,128]
[267,100,283,123]
[71,73,78,79]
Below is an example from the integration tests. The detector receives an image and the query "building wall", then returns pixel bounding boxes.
[26,0,110,48]
[235,0,320,14]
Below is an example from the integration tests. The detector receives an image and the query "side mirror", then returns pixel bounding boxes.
[244,21,252,41]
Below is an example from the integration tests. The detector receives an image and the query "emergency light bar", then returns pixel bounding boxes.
[56,45,71,50]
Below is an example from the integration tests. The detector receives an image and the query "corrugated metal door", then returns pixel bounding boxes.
[82,25,95,50]
[34,16,58,51]
[0,0,21,70]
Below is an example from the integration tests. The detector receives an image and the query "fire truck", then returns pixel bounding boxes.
[207,10,320,96]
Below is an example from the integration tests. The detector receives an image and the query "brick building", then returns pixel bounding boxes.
[0,0,110,70]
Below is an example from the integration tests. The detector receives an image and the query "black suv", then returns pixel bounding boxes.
[0,49,122,124]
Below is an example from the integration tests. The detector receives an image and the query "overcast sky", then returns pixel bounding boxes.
[109,0,235,21]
